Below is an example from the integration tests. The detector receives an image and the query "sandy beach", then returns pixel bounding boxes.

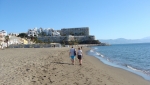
[0,47,149,85]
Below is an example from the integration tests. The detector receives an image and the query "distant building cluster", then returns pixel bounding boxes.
[27,27,89,37]
[27,27,95,43]
[0,27,96,47]
[8,33,19,36]
[27,28,60,37]
[1,30,26,48]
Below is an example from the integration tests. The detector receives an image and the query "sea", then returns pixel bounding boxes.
[87,43,150,81]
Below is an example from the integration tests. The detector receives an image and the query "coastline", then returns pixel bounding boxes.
[87,46,150,81]
[0,47,149,85]
[84,47,150,85]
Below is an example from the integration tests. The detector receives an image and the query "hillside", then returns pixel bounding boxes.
[99,37,150,44]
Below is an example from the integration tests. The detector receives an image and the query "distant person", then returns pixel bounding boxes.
[77,47,83,65]
[54,45,55,48]
[81,46,82,49]
[69,46,76,65]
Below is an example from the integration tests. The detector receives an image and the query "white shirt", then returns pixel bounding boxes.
[77,50,82,55]
[70,48,75,56]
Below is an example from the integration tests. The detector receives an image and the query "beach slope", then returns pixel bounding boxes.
[0,47,149,85]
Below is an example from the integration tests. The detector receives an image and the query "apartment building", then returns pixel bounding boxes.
[61,27,89,36]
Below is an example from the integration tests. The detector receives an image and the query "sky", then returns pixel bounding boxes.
[0,0,150,39]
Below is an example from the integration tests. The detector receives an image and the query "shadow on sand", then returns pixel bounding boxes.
[51,62,71,65]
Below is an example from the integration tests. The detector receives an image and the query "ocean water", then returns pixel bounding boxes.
[87,43,150,80]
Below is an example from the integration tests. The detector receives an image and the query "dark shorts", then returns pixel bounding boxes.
[78,55,82,60]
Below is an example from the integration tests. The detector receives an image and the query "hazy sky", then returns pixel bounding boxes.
[0,0,150,39]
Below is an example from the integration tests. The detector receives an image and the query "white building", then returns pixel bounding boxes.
[0,30,7,42]
[27,28,60,37]
[61,27,89,36]
[44,28,60,36]
[8,33,19,36]
[27,27,96,44]
[0,30,7,36]
[0,30,7,49]
[9,36,22,45]
[27,28,38,37]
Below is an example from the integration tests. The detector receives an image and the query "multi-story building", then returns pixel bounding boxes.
[8,33,19,36]
[0,30,7,49]
[0,33,4,43]
[27,28,60,37]
[0,30,7,36]
[37,27,95,43]
[61,27,89,36]
[27,28,38,37]
[43,28,60,36]
[0,30,7,42]
[26,27,95,43]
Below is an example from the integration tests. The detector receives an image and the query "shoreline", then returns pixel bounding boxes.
[0,47,149,85]
[86,46,150,81]
[83,47,150,84]
[86,47,150,81]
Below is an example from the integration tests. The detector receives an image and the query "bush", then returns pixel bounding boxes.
[60,40,101,45]
[79,40,101,44]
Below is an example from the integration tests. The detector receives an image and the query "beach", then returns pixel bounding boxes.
[0,47,149,85]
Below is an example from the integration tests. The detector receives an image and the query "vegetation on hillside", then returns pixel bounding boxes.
[60,40,101,45]
[17,33,101,45]
[17,33,28,38]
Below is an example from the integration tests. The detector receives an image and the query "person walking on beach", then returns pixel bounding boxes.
[77,47,83,65]
[69,46,76,65]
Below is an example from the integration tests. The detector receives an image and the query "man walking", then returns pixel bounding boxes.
[69,46,76,65]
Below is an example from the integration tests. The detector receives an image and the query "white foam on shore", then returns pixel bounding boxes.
[126,65,150,75]
[96,52,101,55]
[127,65,140,71]
[101,55,104,57]
[107,58,110,62]
[88,48,150,81]
[90,49,94,52]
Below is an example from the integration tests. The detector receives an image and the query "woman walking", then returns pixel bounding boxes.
[77,47,83,65]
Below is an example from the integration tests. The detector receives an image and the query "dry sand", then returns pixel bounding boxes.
[0,47,149,85]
